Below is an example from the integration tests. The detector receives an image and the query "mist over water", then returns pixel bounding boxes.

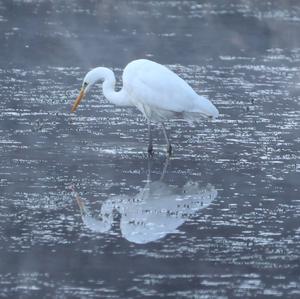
[0,0,299,298]
[1,0,300,67]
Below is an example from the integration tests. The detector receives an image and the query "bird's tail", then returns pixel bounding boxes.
[190,96,219,120]
[183,111,216,122]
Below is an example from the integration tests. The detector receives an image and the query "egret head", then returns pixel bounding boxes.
[71,68,105,113]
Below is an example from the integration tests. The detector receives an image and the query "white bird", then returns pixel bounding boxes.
[71,59,219,155]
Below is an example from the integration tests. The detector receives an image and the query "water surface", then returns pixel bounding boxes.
[0,0,299,298]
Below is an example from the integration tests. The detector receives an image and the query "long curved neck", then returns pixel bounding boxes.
[94,67,131,106]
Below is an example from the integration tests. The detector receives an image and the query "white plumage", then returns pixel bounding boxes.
[71,59,219,154]
[123,60,219,120]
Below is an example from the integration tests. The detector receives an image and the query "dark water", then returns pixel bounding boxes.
[0,0,300,298]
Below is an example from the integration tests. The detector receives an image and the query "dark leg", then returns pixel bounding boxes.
[161,122,172,156]
[147,120,154,156]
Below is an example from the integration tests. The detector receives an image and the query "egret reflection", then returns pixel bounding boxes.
[73,158,218,244]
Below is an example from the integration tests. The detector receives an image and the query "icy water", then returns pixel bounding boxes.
[0,0,300,298]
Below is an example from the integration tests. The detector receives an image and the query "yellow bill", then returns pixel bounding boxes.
[71,88,85,112]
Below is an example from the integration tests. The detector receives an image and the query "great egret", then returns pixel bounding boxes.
[71,59,219,155]
[72,158,218,244]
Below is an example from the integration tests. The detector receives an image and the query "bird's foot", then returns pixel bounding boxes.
[167,144,172,156]
[148,144,154,157]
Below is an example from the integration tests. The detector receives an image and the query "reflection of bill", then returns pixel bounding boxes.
[73,159,218,244]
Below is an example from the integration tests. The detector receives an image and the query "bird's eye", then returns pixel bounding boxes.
[83,82,88,87]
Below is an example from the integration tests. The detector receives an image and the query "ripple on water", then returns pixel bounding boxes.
[0,47,300,297]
